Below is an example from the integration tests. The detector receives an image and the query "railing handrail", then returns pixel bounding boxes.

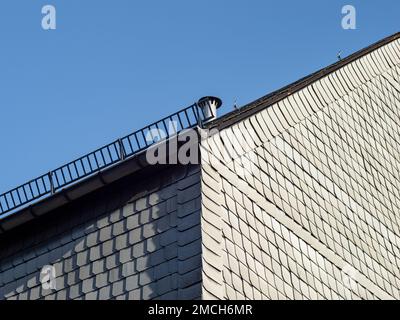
[0,102,213,218]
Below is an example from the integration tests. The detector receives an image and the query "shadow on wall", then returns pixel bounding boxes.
[0,165,203,300]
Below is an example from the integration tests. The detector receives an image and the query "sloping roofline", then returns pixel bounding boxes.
[1,31,399,234]
[207,31,400,131]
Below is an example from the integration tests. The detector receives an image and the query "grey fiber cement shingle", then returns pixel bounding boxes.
[199,37,400,300]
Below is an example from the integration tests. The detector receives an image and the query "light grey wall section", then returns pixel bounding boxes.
[200,161,225,299]
[0,165,202,300]
[200,39,400,299]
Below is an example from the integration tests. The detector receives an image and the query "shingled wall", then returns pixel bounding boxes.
[0,165,202,300]
[200,38,400,300]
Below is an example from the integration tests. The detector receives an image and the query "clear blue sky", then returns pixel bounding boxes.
[0,0,398,192]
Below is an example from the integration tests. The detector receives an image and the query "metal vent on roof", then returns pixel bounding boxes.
[197,96,223,123]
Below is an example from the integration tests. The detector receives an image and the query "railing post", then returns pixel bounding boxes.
[195,103,203,129]
[49,171,55,194]
[118,139,126,160]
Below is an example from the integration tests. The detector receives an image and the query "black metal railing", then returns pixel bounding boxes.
[0,102,213,218]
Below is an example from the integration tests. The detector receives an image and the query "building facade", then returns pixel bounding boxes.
[1,32,400,300]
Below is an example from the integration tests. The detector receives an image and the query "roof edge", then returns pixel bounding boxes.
[208,31,400,131]
[0,133,201,234]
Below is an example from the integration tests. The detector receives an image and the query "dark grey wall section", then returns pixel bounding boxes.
[0,164,202,300]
